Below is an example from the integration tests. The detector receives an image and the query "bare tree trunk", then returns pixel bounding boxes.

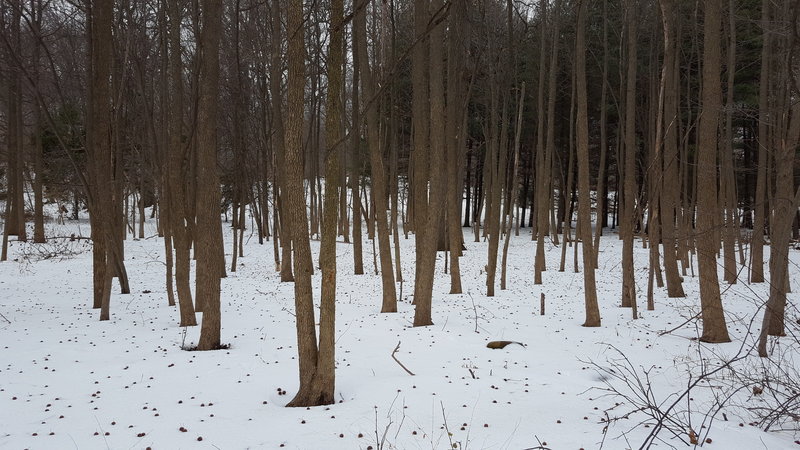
[575,0,600,327]
[559,66,576,273]
[88,0,115,320]
[445,0,466,294]
[592,0,609,269]
[415,0,448,318]
[647,51,664,311]
[151,12,176,306]
[501,83,525,291]
[758,104,800,353]
[137,178,145,239]
[411,0,432,325]
[388,96,403,283]
[486,92,509,296]
[351,13,365,276]
[31,0,45,243]
[195,0,224,350]
[7,0,26,242]
[751,0,770,284]
[697,0,730,343]
[311,0,344,404]
[270,0,294,282]
[355,0,397,313]
[284,0,328,406]
[535,0,561,285]
[658,0,686,297]
[720,0,737,284]
[166,0,196,326]
[621,0,638,318]
[758,0,799,354]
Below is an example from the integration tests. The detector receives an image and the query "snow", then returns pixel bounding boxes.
[0,216,797,449]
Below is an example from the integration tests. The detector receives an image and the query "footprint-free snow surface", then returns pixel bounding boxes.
[0,219,797,449]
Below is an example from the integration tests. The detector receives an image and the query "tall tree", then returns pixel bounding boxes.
[350,18,364,276]
[195,0,224,350]
[757,0,800,355]
[270,0,294,283]
[620,0,638,318]
[167,0,197,327]
[659,0,686,297]
[411,0,433,326]
[535,0,561,285]
[355,0,397,313]
[751,0,770,284]
[31,0,45,243]
[592,0,610,269]
[445,0,467,295]
[6,0,25,243]
[284,0,331,407]
[89,0,117,320]
[696,0,730,343]
[575,0,600,327]
[310,0,344,403]
[720,0,738,284]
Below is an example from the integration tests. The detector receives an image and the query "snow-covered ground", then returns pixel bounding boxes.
[0,216,797,449]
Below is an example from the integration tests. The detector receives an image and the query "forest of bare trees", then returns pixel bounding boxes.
[1,0,799,423]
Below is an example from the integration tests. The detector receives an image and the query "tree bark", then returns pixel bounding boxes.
[195,0,224,350]
[720,0,738,284]
[620,0,638,318]
[575,0,600,327]
[697,0,731,343]
[415,0,448,318]
[284,0,327,407]
[351,10,364,276]
[311,0,344,404]
[751,0,770,284]
[31,0,45,243]
[89,0,115,320]
[411,0,432,326]
[355,0,397,313]
[167,0,197,326]
[592,0,609,269]
[658,0,686,297]
[270,0,294,282]
[446,0,466,294]
[532,0,547,260]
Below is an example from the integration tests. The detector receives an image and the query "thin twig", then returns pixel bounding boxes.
[391,341,415,376]
[658,312,701,336]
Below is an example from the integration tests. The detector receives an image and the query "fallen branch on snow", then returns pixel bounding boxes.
[391,341,415,376]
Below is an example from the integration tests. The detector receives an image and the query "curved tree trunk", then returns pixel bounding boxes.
[168,0,196,326]
[312,0,344,404]
[284,0,331,407]
[355,0,397,313]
